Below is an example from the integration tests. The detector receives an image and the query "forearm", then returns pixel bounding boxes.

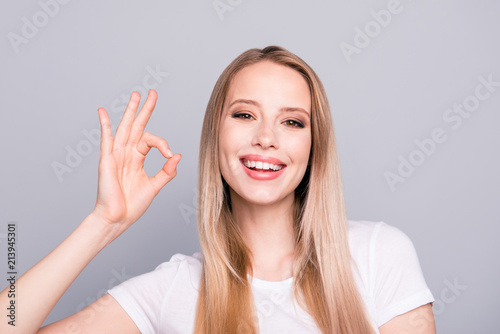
[0,89,180,333]
[0,214,118,333]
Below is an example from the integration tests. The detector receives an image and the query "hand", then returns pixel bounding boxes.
[91,89,181,234]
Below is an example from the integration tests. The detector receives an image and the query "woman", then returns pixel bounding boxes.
[0,46,435,333]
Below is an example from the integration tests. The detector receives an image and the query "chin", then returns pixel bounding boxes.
[242,189,290,205]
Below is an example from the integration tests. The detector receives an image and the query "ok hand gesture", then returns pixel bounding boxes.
[92,89,181,236]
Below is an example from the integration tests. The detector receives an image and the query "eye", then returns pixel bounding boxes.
[232,112,253,120]
[283,119,304,128]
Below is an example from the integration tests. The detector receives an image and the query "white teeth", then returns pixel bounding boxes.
[242,159,284,171]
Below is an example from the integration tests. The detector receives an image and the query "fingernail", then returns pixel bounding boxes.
[167,149,173,158]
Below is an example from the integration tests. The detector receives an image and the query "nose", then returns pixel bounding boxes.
[251,122,279,149]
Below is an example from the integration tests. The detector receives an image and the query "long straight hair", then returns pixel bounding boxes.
[194,46,375,333]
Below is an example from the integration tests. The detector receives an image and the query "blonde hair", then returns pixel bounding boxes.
[195,45,375,333]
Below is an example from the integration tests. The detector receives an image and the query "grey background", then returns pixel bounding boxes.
[1,0,498,332]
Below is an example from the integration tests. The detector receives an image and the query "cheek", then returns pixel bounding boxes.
[218,122,230,153]
[219,122,250,154]
[219,125,235,159]
[288,134,311,162]
[218,125,245,177]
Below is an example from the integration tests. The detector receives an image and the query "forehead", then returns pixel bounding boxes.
[224,61,311,114]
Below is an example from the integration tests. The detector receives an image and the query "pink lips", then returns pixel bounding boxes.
[239,154,287,181]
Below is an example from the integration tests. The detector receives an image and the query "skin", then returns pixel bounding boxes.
[0,63,436,333]
[0,90,176,334]
[380,303,436,334]
[219,60,312,281]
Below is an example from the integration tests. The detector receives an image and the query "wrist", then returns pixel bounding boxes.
[79,212,124,249]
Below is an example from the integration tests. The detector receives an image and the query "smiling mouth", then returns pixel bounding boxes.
[240,159,286,172]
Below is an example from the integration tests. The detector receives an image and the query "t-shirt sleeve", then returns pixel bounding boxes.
[371,222,435,327]
[106,254,191,334]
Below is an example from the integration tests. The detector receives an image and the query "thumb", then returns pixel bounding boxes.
[150,153,182,193]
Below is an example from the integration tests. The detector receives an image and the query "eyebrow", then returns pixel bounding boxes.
[228,99,310,117]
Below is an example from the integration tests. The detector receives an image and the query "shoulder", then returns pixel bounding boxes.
[108,251,203,297]
[347,219,421,275]
[156,252,203,271]
[152,252,203,290]
[347,220,435,327]
[347,219,407,238]
[347,219,414,253]
[346,219,425,294]
[106,252,203,333]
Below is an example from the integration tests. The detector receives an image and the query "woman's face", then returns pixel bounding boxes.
[218,60,312,206]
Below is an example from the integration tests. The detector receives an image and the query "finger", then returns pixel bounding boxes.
[136,132,174,158]
[128,89,158,145]
[150,153,182,193]
[97,107,113,155]
[114,91,141,150]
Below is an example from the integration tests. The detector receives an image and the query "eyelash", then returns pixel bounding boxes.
[232,112,305,128]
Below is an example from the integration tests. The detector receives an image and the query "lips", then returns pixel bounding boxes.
[239,154,287,180]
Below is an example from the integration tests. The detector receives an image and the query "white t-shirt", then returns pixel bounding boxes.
[107,220,434,333]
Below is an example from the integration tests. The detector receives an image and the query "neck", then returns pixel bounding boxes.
[229,188,296,281]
